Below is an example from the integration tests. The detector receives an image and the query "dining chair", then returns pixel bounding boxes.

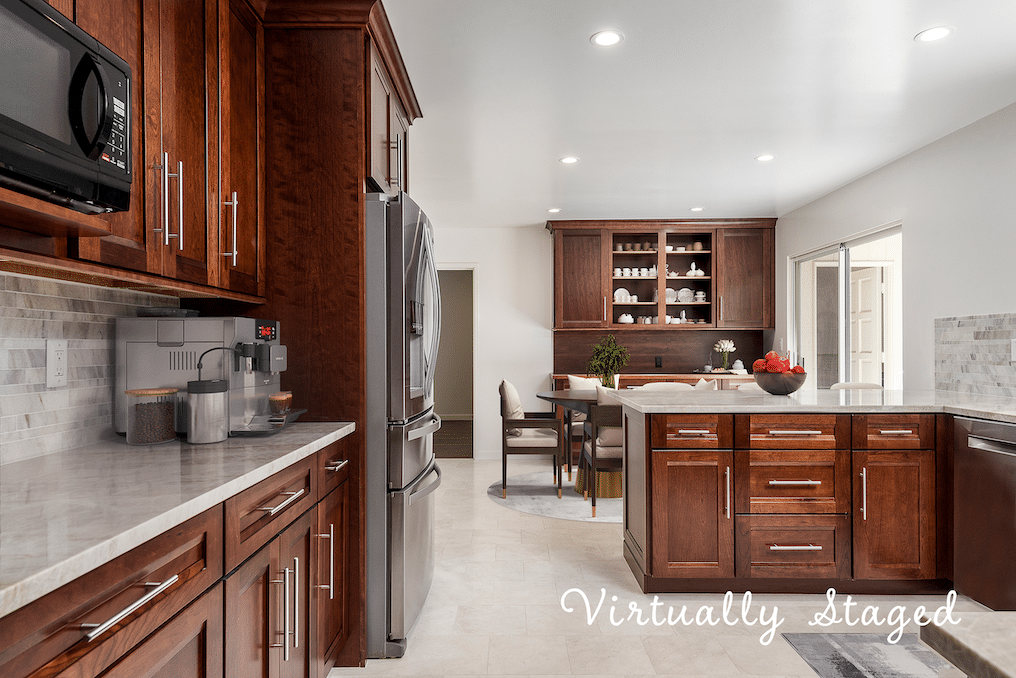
[634,381,694,390]
[830,382,883,389]
[500,379,563,498]
[578,384,623,517]
[563,374,600,481]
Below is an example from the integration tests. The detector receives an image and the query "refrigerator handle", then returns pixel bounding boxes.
[408,463,442,506]
[391,458,443,506]
[407,412,442,441]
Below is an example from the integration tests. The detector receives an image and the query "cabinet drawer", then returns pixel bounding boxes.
[852,414,935,449]
[737,414,849,449]
[651,414,733,449]
[735,514,851,579]
[0,507,222,678]
[736,449,850,514]
[317,438,352,498]
[224,455,316,571]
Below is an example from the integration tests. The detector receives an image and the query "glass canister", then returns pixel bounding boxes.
[126,388,178,444]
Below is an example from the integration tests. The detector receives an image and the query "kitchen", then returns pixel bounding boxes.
[3,0,1016,676]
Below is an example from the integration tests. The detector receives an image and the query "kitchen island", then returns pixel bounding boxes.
[0,422,355,678]
[608,388,1016,596]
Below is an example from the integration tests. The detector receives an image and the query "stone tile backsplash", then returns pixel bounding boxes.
[0,273,179,464]
[935,313,1016,397]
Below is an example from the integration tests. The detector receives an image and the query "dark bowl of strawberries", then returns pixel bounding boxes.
[752,351,807,395]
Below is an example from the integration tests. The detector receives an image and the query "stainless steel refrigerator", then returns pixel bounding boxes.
[365,191,442,658]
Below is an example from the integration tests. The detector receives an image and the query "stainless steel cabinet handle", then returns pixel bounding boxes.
[724,466,730,519]
[677,429,711,435]
[161,153,184,251]
[860,467,867,520]
[293,557,299,650]
[269,576,285,649]
[222,191,238,265]
[769,544,822,551]
[317,523,335,600]
[719,296,723,321]
[154,154,167,243]
[768,430,823,436]
[259,488,305,516]
[82,574,179,641]
[768,479,821,486]
[397,135,403,187]
[282,567,291,661]
[603,296,607,321]
[879,429,913,435]
[325,459,349,473]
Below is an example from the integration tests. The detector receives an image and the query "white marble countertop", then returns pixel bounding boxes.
[0,421,355,618]
[921,611,1016,678]
[609,387,1016,423]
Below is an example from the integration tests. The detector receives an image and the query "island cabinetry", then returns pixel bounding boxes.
[649,414,735,578]
[553,229,608,328]
[852,415,937,580]
[0,507,222,678]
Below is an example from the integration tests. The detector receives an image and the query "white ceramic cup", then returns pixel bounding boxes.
[630,295,638,303]
[695,291,706,301]
[676,246,686,252]
[614,268,622,276]
[640,267,649,276]
[622,267,631,276]
[665,245,673,252]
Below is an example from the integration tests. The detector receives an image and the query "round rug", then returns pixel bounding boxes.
[487,472,621,523]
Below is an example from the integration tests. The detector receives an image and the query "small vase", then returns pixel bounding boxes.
[721,353,730,370]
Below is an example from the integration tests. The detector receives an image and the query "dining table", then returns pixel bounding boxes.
[536,389,622,498]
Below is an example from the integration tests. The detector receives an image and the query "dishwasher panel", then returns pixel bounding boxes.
[954,416,1016,610]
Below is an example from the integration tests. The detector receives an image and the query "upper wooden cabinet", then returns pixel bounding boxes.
[547,219,775,331]
[369,45,410,195]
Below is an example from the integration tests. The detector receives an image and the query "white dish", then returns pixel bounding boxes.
[618,313,634,324]
[614,288,630,303]
[665,288,677,303]
[677,287,694,303]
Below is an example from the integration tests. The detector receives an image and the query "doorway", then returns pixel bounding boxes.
[434,268,474,458]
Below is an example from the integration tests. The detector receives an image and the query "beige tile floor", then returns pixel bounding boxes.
[329,457,983,677]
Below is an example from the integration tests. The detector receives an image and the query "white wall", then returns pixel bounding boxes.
[776,101,1016,388]
[433,226,554,459]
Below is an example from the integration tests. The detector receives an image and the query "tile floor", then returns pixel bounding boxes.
[329,456,982,677]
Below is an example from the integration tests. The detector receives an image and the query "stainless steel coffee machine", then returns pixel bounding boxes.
[114,316,288,436]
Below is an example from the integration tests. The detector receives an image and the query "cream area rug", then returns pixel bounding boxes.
[487,472,622,523]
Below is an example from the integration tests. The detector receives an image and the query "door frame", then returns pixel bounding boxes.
[435,264,476,452]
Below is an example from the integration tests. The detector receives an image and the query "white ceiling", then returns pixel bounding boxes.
[383,0,1016,228]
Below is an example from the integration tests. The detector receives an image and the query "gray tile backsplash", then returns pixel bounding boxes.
[0,273,179,464]
[936,313,1016,397]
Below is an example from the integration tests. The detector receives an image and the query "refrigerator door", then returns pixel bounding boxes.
[389,192,441,423]
[388,409,441,492]
[388,457,441,655]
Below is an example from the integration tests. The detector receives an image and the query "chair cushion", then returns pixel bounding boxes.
[505,428,559,448]
[500,379,525,436]
[583,439,623,459]
[597,427,623,446]
[694,378,718,390]
[568,374,601,390]
[595,383,619,404]
[636,381,694,391]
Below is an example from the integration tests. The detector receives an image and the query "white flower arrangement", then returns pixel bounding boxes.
[714,340,736,354]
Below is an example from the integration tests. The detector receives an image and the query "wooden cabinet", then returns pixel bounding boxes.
[735,514,851,579]
[548,220,775,331]
[650,447,734,578]
[716,228,774,329]
[315,480,350,677]
[369,45,409,195]
[217,0,265,296]
[553,229,607,328]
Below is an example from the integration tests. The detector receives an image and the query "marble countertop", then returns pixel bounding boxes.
[921,611,1016,678]
[0,422,355,618]
[609,387,1016,423]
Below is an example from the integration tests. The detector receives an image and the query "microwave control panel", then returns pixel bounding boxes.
[100,96,129,172]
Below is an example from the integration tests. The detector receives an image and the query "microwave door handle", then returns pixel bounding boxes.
[68,55,114,159]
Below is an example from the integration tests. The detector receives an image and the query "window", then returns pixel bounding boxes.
[792,227,902,389]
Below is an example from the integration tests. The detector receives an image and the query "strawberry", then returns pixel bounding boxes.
[752,358,767,372]
[780,358,791,372]
[765,359,784,373]
[790,365,805,374]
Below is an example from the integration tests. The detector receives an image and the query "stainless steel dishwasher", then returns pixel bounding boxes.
[954,416,1016,609]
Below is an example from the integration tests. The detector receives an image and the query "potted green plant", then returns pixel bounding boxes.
[587,334,630,388]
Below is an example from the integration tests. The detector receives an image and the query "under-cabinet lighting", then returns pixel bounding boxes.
[591,30,623,46]
[914,26,953,42]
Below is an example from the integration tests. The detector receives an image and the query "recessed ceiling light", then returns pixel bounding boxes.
[591,30,623,46]
[755,154,775,162]
[547,208,561,213]
[559,156,579,164]
[914,26,954,42]
[690,207,704,212]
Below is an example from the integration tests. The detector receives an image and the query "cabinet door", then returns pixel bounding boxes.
[278,511,315,678]
[368,48,395,195]
[554,230,607,328]
[218,0,264,295]
[715,228,774,328]
[225,537,274,678]
[390,96,409,194]
[650,449,734,577]
[315,481,349,678]
[853,449,936,579]
[144,0,217,285]
[101,583,223,678]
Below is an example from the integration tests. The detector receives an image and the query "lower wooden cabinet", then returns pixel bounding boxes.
[852,448,937,580]
[650,448,734,577]
[735,514,851,579]
[316,480,350,677]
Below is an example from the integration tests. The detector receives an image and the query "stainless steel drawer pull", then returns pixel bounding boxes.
[768,479,821,486]
[677,429,712,435]
[222,191,239,265]
[82,574,179,641]
[724,466,730,519]
[317,523,335,600]
[769,544,822,551]
[326,459,349,473]
[259,488,305,516]
[768,430,823,435]
[879,429,913,435]
[282,567,291,661]
[293,557,299,650]
[860,467,868,520]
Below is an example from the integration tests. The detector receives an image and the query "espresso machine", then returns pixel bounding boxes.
[114,316,289,436]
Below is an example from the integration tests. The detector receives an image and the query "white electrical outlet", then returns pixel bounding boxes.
[46,339,67,388]
[1011,338,1016,362]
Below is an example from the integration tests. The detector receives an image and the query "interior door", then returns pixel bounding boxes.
[850,266,883,385]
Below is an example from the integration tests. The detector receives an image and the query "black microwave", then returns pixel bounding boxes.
[0,0,131,214]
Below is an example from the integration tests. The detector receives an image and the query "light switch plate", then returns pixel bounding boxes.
[46,339,67,388]
[1011,338,1016,362]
